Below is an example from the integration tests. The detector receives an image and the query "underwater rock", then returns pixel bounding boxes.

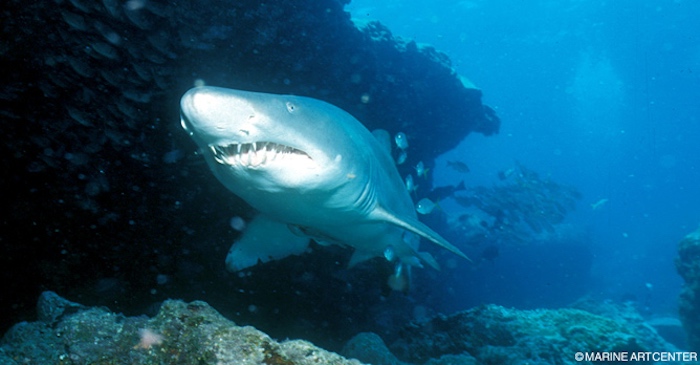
[424,353,478,365]
[676,227,700,350]
[343,332,408,365]
[386,303,681,365]
[569,297,688,351]
[0,291,364,365]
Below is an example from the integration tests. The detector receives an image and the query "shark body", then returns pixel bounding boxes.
[180,86,468,289]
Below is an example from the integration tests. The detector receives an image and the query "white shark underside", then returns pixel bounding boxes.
[180,86,468,289]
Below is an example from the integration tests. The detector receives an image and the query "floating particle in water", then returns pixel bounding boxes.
[156,274,169,285]
[230,216,246,231]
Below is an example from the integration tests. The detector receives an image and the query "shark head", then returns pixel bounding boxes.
[180,86,378,222]
[180,87,366,194]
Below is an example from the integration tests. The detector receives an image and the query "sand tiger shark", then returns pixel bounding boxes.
[180,86,469,290]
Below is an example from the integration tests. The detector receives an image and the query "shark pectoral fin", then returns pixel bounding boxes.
[372,206,472,262]
[225,215,311,272]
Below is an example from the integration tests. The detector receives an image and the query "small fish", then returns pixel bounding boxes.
[498,168,515,180]
[426,181,466,202]
[396,150,407,165]
[447,160,470,173]
[415,161,429,178]
[384,246,395,261]
[416,198,438,215]
[162,149,184,164]
[394,132,408,150]
[387,264,409,292]
[405,174,418,193]
[591,198,608,210]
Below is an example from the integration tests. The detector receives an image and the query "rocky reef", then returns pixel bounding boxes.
[0,291,363,365]
[345,301,687,365]
[2,292,688,365]
[676,227,700,350]
[1,0,498,334]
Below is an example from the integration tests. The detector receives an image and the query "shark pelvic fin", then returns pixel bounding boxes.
[225,215,311,272]
[415,251,440,270]
[348,250,378,268]
[372,206,472,262]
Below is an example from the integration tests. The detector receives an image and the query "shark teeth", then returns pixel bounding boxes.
[211,142,311,167]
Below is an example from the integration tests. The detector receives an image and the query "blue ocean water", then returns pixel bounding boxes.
[348,0,700,315]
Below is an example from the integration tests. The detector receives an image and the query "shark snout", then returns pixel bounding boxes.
[180,87,259,140]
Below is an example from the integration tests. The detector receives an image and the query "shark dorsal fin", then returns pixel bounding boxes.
[372,206,471,262]
[371,129,392,155]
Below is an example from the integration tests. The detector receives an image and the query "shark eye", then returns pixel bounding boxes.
[286,102,296,113]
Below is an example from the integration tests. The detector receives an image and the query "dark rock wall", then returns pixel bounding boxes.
[1,0,499,342]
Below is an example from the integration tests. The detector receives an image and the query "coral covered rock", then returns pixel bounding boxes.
[676,227,700,349]
[387,303,681,365]
[342,332,408,365]
[0,292,363,365]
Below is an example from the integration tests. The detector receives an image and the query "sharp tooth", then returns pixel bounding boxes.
[252,148,259,166]
[211,146,226,165]
[237,144,241,154]
[259,148,268,165]
[264,143,272,159]
[252,142,257,151]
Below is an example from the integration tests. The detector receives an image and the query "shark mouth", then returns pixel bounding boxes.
[210,142,311,167]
